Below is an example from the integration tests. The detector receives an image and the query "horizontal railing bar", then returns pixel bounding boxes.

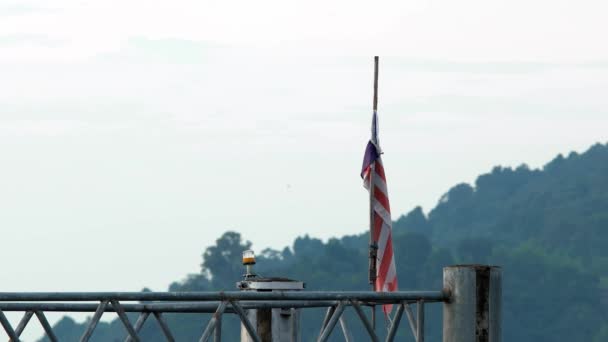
[0,301,345,312]
[0,291,447,302]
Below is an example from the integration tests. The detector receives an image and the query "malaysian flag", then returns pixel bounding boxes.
[361,110,398,313]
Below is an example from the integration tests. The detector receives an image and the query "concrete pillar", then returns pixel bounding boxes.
[237,277,304,342]
[443,265,501,342]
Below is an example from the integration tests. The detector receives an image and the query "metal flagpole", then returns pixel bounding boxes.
[369,55,380,330]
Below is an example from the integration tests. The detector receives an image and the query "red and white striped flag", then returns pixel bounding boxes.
[361,110,398,313]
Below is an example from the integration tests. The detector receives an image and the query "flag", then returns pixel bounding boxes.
[361,111,398,313]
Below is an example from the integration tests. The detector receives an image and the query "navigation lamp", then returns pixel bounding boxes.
[243,250,256,265]
[243,250,256,278]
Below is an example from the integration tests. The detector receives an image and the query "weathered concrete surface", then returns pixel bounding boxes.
[443,265,501,342]
[240,277,304,342]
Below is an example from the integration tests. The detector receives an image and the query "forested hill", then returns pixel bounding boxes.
[43,143,608,342]
[425,142,608,261]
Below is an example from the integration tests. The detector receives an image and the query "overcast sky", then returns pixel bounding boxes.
[1,0,607,337]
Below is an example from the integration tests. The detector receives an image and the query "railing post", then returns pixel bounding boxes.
[443,265,501,342]
[237,277,305,342]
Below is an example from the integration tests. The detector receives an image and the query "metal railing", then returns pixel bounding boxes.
[0,291,448,342]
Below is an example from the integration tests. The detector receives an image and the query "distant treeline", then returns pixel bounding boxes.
[43,143,608,342]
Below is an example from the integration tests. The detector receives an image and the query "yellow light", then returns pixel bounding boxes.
[243,250,256,265]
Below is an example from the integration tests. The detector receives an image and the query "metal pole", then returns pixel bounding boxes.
[369,56,380,286]
[369,55,380,331]
[232,301,262,342]
[200,301,227,342]
[317,301,346,342]
[386,303,404,342]
[416,300,424,342]
[35,311,59,342]
[214,312,222,342]
[443,265,501,342]
[373,56,379,112]
[153,313,176,342]
[80,300,108,342]
[0,291,446,302]
[319,306,335,338]
[350,301,379,342]
[338,316,353,342]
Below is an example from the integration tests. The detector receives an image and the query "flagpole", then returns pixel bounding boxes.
[369,56,380,330]
[373,56,379,114]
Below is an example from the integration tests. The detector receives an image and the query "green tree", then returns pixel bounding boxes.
[202,231,251,287]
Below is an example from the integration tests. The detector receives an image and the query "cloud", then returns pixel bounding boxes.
[0,34,63,47]
[391,60,561,75]
[96,37,222,64]
[2,0,608,63]
[0,3,56,17]
[0,119,88,137]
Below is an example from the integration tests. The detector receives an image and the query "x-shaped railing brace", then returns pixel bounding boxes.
[0,309,58,342]
[317,299,426,342]
[0,298,425,342]
[198,300,262,342]
[77,300,177,342]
